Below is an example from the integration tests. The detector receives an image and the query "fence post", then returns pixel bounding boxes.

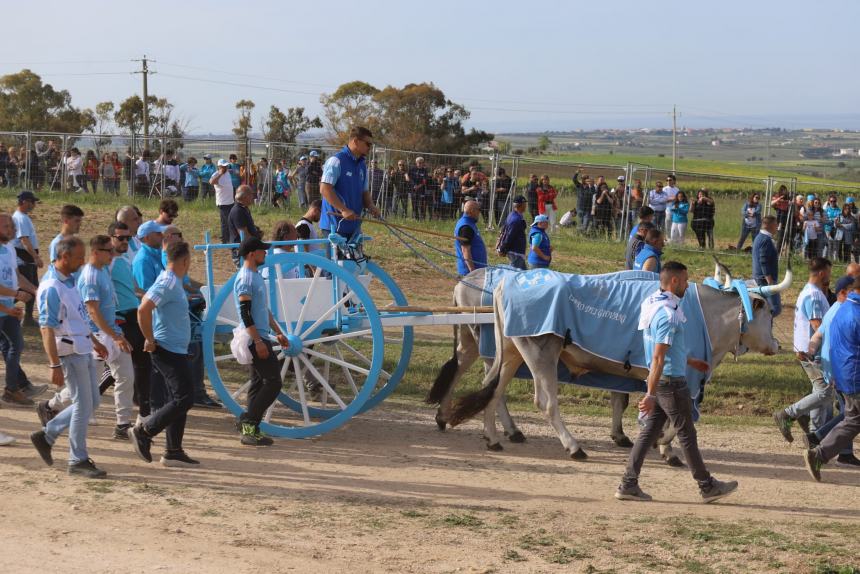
[487,151,499,230]
[24,131,31,189]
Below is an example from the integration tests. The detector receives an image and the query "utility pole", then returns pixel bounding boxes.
[671,104,677,173]
[132,55,155,148]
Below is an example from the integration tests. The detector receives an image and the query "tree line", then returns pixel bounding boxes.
[0,70,493,154]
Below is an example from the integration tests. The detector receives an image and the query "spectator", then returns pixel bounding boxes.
[263,221,301,280]
[528,215,552,269]
[461,170,481,214]
[13,190,43,325]
[291,155,309,209]
[789,194,808,253]
[493,167,513,223]
[626,221,655,270]
[65,148,85,193]
[198,154,216,201]
[629,179,645,229]
[753,215,782,316]
[497,195,528,270]
[663,174,680,227]
[823,195,842,259]
[428,168,443,220]
[669,191,690,245]
[441,168,459,219]
[5,146,19,188]
[210,159,235,244]
[737,193,762,250]
[48,204,85,263]
[537,175,558,231]
[84,150,99,194]
[634,228,665,273]
[526,173,540,220]
[454,200,487,275]
[295,200,324,260]
[802,208,823,260]
[0,143,7,187]
[180,157,200,202]
[155,199,179,228]
[407,157,430,221]
[771,185,791,249]
[559,209,577,228]
[833,203,857,263]
[132,220,166,292]
[452,169,464,209]
[134,150,150,196]
[574,171,595,234]
[690,189,716,250]
[273,161,292,209]
[612,178,627,235]
[255,158,270,201]
[99,153,116,195]
[368,159,385,207]
[629,206,655,240]
[306,150,323,204]
[228,153,242,189]
[805,197,826,258]
[228,185,261,267]
[647,180,668,230]
[593,182,614,239]
[389,160,409,217]
[31,236,109,478]
[319,126,380,238]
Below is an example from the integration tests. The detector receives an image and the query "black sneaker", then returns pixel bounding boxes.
[193,396,223,409]
[2,389,34,407]
[700,478,738,503]
[36,400,57,426]
[68,458,107,479]
[30,430,53,466]
[614,483,652,502]
[22,384,49,399]
[130,425,153,463]
[797,414,811,435]
[835,453,860,468]
[803,449,822,482]
[160,450,200,468]
[113,424,132,440]
[239,422,274,446]
[772,410,794,443]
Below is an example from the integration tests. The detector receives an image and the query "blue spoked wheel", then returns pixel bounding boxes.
[201,251,384,439]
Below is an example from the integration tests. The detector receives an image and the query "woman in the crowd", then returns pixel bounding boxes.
[690,188,716,249]
[833,202,857,263]
[669,190,690,245]
[736,192,762,250]
[536,175,558,231]
[802,207,822,260]
[85,149,100,193]
[593,182,614,239]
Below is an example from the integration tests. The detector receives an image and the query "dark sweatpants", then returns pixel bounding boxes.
[241,340,283,425]
[144,347,194,452]
[813,393,860,463]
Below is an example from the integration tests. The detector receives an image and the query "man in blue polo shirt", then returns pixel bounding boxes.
[633,228,664,273]
[804,274,860,481]
[319,126,381,239]
[132,220,166,292]
[454,200,487,276]
[131,241,198,468]
[616,261,737,503]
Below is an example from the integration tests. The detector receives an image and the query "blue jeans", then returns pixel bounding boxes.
[786,361,833,431]
[0,314,27,392]
[577,210,593,234]
[737,225,760,250]
[814,391,853,455]
[652,210,666,230]
[45,353,100,464]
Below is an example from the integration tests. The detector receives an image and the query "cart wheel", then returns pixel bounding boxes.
[201,251,384,439]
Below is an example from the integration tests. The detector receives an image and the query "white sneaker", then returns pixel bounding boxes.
[88,416,97,426]
[0,430,16,446]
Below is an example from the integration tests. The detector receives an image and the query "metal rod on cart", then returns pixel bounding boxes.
[359,218,466,241]
[383,305,493,314]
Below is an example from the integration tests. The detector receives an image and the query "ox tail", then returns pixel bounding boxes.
[426,322,460,405]
[448,291,505,426]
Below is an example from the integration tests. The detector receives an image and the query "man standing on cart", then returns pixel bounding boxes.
[319,126,381,239]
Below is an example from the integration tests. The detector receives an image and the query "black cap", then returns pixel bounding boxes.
[238,236,271,257]
[835,275,855,293]
[17,190,40,203]
[512,195,527,204]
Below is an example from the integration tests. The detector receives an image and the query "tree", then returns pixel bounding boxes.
[87,101,115,154]
[537,135,551,152]
[320,81,380,144]
[262,105,323,143]
[0,69,93,133]
[233,99,255,140]
[114,95,157,135]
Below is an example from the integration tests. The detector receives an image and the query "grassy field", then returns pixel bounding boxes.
[3,180,852,432]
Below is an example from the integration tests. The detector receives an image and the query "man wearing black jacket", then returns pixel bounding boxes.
[497,196,528,270]
[574,171,595,234]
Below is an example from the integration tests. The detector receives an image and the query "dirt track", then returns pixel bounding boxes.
[1,371,859,574]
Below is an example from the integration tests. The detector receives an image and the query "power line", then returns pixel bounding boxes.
[158,61,334,89]
[157,72,322,97]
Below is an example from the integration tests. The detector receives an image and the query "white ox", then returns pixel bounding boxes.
[435,263,789,459]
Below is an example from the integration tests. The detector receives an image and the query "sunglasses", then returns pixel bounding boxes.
[96,248,113,253]
[112,235,130,241]
[169,232,183,238]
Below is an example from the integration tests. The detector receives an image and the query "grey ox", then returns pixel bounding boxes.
[428,263,790,461]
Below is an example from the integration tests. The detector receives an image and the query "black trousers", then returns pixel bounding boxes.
[119,310,151,418]
[16,255,38,322]
[145,347,194,453]
[218,204,233,244]
[241,340,283,425]
[622,379,712,489]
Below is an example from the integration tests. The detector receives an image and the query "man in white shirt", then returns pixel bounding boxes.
[662,174,679,232]
[209,159,235,243]
[134,151,151,196]
[774,257,832,442]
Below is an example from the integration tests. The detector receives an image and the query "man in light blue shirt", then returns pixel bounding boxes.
[617,261,737,504]
[233,236,290,446]
[13,191,43,326]
[132,220,165,292]
[48,204,85,262]
[131,241,198,468]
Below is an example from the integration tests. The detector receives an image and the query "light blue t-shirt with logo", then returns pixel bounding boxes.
[12,210,38,251]
[644,306,687,378]
[110,256,139,313]
[77,263,120,335]
[233,266,270,337]
[0,244,19,317]
[146,270,190,354]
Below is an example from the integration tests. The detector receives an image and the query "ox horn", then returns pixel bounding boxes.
[751,257,793,297]
[712,256,733,289]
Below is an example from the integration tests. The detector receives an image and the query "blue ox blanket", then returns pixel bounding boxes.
[478,268,712,402]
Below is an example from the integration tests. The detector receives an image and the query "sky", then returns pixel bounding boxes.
[4,0,860,134]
